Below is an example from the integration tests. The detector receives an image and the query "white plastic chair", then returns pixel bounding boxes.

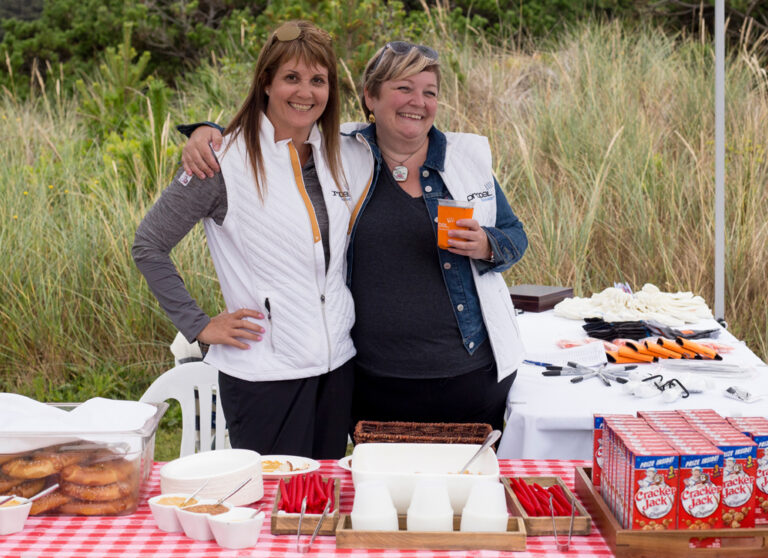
[139,361,229,457]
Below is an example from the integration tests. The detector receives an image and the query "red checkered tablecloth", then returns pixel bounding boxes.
[0,460,614,557]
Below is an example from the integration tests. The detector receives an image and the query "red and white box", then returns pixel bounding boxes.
[728,417,768,525]
[701,431,758,528]
[754,432,768,525]
[629,444,679,530]
[674,443,724,530]
[677,409,726,422]
[593,414,634,488]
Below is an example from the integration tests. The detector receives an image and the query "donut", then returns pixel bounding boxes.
[61,479,135,502]
[2,478,45,499]
[60,458,136,486]
[2,451,87,479]
[59,497,136,516]
[30,491,71,515]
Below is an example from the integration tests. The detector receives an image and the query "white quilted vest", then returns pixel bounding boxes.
[203,118,355,381]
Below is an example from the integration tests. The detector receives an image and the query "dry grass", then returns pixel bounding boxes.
[1,20,766,400]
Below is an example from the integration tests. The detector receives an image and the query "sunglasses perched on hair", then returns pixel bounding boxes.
[371,41,439,71]
[272,22,331,43]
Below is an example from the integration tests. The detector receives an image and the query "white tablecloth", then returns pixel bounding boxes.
[497,311,768,460]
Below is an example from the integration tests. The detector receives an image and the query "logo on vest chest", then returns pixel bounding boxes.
[466,180,495,202]
[331,190,351,201]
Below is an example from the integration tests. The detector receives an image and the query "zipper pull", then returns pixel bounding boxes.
[320,294,326,303]
[264,298,272,320]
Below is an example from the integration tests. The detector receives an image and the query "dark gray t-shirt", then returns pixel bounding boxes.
[350,167,494,378]
[132,154,329,342]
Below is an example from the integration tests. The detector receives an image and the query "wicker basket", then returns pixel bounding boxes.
[352,420,492,445]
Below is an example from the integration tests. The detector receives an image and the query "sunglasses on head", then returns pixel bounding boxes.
[371,41,439,71]
[272,22,331,43]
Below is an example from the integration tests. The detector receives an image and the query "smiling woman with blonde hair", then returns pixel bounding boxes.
[339,41,527,432]
[133,21,355,459]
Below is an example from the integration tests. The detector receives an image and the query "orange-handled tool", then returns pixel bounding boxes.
[606,350,647,364]
[643,341,681,359]
[617,345,658,363]
[676,337,722,360]
[657,337,696,358]
[625,341,660,358]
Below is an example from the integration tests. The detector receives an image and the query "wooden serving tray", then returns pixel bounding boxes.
[270,477,341,535]
[574,467,768,557]
[335,514,526,551]
[503,476,591,535]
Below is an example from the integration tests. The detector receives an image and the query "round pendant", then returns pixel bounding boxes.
[392,165,408,182]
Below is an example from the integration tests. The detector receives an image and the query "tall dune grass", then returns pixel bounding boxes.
[472,22,768,359]
[1,19,766,397]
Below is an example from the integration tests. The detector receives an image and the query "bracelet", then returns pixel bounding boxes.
[486,249,495,264]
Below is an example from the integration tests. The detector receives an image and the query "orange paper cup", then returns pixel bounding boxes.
[437,199,474,250]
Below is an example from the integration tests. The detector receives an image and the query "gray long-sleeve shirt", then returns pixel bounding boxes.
[132,155,329,342]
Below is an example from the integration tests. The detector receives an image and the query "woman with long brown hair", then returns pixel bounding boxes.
[133,21,355,458]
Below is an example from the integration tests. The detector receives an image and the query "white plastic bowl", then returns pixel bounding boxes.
[0,497,32,536]
[148,493,201,533]
[160,449,263,506]
[351,443,499,514]
[175,499,232,541]
[209,507,265,549]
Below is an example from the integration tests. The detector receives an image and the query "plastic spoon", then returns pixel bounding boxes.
[180,479,210,507]
[458,429,501,474]
[215,477,252,506]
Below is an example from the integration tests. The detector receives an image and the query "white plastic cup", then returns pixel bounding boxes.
[460,480,509,532]
[406,479,453,532]
[351,481,398,531]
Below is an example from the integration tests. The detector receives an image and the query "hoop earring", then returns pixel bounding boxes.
[368,113,376,123]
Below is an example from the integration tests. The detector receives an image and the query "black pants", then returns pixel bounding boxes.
[351,361,516,433]
[218,359,354,459]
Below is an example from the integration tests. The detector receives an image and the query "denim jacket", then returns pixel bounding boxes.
[343,123,527,354]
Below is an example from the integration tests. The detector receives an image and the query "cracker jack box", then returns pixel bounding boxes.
[675,445,724,530]
[629,447,679,531]
[702,433,758,529]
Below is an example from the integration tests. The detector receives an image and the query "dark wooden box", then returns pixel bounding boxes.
[508,284,574,312]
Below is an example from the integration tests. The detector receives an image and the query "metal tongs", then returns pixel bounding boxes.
[295,496,308,552]
[550,492,576,551]
[298,498,332,553]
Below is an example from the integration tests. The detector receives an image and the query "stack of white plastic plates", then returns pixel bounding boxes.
[160,449,263,506]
